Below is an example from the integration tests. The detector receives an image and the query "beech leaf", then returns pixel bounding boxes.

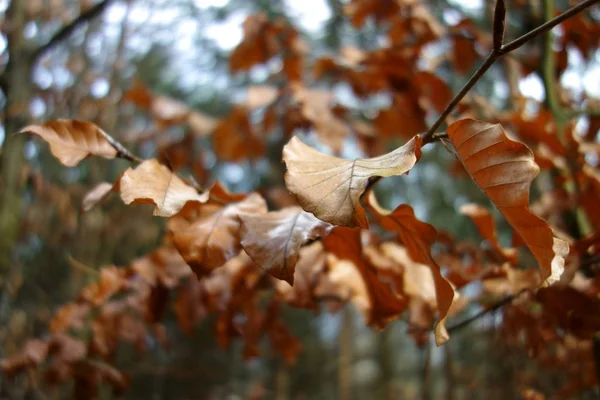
[459,203,517,264]
[447,119,569,284]
[367,193,455,345]
[120,159,208,217]
[323,227,407,329]
[20,120,117,166]
[283,135,422,228]
[81,181,118,213]
[168,183,268,277]
[240,207,333,285]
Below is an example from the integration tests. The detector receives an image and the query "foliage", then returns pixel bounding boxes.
[1,0,600,398]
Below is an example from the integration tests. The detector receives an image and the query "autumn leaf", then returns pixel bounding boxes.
[120,159,209,217]
[240,207,332,285]
[459,203,517,264]
[168,183,267,277]
[323,227,407,329]
[20,120,117,166]
[447,119,569,284]
[367,193,455,345]
[283,135,422,228]
[81,181,119,213]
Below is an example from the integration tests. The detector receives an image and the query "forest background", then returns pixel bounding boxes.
[0,0,600,399]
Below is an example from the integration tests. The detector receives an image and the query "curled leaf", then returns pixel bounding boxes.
[283,135,421,228]
[323,227,407,329]
[459,203,517,264]
[367,193,455,345]
[168,184,268,277]
[240,207,332,285]
[81,181,117,213]
[120,159,208,217]
[20,120,117,166]
[447,119,569,284]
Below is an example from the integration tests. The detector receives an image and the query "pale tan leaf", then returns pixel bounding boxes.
[283,135,422,228]
[81,182,115,213]
[120,159,208,217]
[20,120,117,166]
[447,119,569,284]
[240,207,332,285]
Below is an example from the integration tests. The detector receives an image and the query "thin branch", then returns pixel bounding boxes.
[446,289,528,334]
[493,0,507,52]
[421,52,499,144]
[98,129,143,163]
[31,0,115,64]
[501,0,599,53]
[421,0,599,145]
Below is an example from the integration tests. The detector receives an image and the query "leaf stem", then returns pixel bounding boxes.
[421,0,599,145]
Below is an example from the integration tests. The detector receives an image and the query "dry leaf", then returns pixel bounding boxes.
[168,184,267,277]
[459,203,517,264]
[367,193,454,345]
[447,119,569,284]
[20,120,117,166]
[323,227,407,329]
[120,159,208,217]
[240,207,332,285]
[283,135,422,228]
[81,182,116,213]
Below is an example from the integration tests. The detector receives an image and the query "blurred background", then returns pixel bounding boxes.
[0,0,599,398]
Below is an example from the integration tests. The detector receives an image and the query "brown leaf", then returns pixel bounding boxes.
[283,135,422,228]
[120,159,209,217]
[367,193,455,345]
[81,181,117,213]
[20,120,117,166]
[0,339,50,376]
[447,119,569,284]
[240,207,332,285]
[459,203,517,264]
[168,184,268,277]
[323,227,407,329]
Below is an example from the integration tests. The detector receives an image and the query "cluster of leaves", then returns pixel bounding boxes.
[2,0,600,397]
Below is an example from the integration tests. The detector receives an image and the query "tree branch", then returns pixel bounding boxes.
[420,0,599,145]
[31,0,115,64]
[446,289,528,334]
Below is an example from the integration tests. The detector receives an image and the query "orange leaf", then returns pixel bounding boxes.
[447,119,569,284]
[283,135,422,228]
[240,207,332,285]
[120,159,209,217]
[168,184,267,277]
[459,203,517,264]
[20,120,117,166]
[366,195,455,345]
[323,227,407,329]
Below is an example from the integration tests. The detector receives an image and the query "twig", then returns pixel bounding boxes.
[446,289,528,334]
[31,0,115,64]
[98,129,143,163]
[421,0,599,145]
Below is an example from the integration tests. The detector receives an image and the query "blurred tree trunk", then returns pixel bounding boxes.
[0,0,31,283]
[338,306,353,400]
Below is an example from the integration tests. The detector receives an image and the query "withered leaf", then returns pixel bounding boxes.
[447,119,569,284]
[323,227,407,329]
[81,181,118,213]
[459,203,517,264]
[367,193,455,345]
[120,159,209,217]
[20,120,117,166]
[283,136,422,228]
[168,184,268,277]
[240,207,332,285]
